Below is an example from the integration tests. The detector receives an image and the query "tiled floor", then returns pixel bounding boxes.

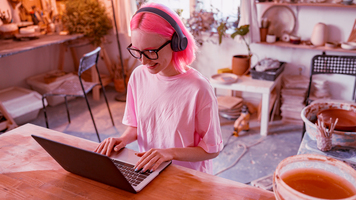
[26,86,303,185]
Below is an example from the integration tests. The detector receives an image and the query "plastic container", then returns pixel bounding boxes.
[274,154,356,200]
[301,100,356,146]
[250,62,285,81]
[0,87,47,125]
[26,70,77,106]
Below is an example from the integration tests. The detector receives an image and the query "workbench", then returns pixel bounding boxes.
[0,124,276,199]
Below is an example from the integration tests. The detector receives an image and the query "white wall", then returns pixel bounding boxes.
[191,4,356,103]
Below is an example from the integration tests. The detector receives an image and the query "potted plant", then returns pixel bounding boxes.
[230,24,251,76]
[184,1,217,46]
[215,6,251,76]
[62,0,112,47]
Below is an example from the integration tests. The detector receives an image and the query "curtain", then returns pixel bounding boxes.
[239,0,260,43]
[110,0,137,36]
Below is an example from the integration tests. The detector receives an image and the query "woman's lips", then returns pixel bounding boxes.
[146,63,158,69]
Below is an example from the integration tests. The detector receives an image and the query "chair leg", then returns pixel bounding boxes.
[101,86,115,126]
[64,96,71,124]
[42,96,49,128]
[83,93,101,142]
[301,122,306,141]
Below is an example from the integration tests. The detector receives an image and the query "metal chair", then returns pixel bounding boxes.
[302,53,356,140]
[41,47,114,142]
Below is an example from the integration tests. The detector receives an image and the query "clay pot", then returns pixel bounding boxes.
[114,79,125,93]
[232,55,251,75]
[260,28,268,42]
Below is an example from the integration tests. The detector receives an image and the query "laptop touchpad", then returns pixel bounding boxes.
[110,148,140,164]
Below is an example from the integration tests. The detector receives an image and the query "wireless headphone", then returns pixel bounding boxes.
[134,7,188,52]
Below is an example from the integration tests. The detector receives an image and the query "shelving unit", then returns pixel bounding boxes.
[256,2,356,54]
[256,2,356,8]
[257,41,356,53]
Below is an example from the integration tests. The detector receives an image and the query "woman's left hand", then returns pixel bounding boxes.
[134,148,173,172]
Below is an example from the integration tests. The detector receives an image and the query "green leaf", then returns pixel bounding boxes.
[231,25,249,39]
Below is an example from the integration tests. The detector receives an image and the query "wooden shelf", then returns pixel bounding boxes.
[256,41,356,53]
[256,2,356,8]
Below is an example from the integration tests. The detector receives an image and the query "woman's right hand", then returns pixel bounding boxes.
[94,137,126,156]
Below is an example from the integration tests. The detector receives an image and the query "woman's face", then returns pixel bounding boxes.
[130,29,178,76]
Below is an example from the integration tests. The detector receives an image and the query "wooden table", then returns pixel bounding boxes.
[210,75,282,136]
[0,34,83,58]
[0,124,275,199]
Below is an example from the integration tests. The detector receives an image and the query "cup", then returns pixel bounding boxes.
[260,28,268,42]
[266,35,276,43]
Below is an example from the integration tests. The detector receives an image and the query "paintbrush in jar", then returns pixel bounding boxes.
[316,114,337,152]
[327,118,339,137]
[317,114,327,138]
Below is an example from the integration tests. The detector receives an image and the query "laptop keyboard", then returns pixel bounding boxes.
[111,159,152,186]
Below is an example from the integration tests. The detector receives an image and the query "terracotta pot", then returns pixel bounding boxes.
[114,79,125,93]
[260,28,268,42]
[232,55,251,75]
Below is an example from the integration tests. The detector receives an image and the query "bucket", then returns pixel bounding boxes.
[274,154,356,200]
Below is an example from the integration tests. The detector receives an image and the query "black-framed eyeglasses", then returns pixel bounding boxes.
[127,40,171,60]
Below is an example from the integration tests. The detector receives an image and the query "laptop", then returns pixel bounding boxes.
[31,135,171,193]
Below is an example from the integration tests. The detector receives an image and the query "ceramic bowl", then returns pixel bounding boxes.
[289,35,301,44]
[301,101,356,146]
[341,42,356,50]
[317,109,356,131]
[325,42,338,48]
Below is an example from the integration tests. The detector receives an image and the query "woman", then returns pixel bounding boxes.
[95,3,223,174]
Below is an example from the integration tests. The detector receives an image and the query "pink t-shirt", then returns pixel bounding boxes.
[122,65,223,174]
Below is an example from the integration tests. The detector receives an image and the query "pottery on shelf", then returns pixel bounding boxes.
[311,23,327,46]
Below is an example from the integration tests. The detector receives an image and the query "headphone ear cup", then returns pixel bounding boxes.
[170,32,180,52]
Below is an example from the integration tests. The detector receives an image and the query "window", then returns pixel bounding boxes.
[143,0,240,22]
[143,0,191,19]
[196,0,240,23]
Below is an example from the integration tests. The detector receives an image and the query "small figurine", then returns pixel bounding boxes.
[0,9,11,24]
[233,105,250,137]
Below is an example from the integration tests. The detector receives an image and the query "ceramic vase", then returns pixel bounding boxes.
[311,23,327,46]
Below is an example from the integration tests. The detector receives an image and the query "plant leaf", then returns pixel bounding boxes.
[231,25,249,39]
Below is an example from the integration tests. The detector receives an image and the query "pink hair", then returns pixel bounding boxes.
[130,3,196,73]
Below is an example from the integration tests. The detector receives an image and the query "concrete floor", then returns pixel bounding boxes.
[26,86,303,185]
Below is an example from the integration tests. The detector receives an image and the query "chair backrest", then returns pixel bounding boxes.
[306,54,356,104]
[78,47,101,76]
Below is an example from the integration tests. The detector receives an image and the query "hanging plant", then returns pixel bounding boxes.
[62,0,112,47]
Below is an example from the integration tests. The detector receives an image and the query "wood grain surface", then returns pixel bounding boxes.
[0,124,275,199]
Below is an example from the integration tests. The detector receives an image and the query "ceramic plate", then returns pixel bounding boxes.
[211,73,238,84]
[262,5,296,39]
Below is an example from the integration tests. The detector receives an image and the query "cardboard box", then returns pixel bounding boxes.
[0,87,47,125]
[26,70,77,106]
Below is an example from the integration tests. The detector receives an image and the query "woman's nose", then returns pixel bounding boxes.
[140,56,150,65]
